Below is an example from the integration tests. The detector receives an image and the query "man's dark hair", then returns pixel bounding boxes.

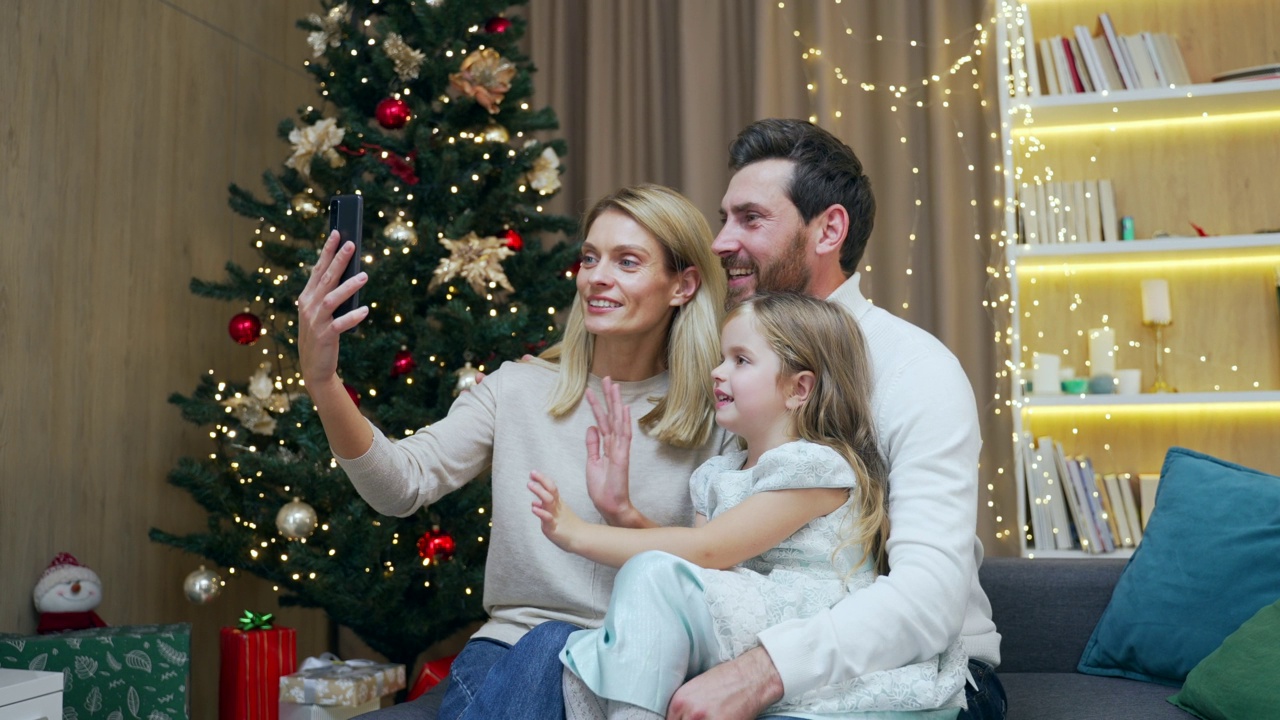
[728,119,876,273]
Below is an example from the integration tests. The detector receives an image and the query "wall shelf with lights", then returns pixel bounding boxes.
[1020,390,1280,409]
[1011,78,1280,129]
[996,0,1280,559]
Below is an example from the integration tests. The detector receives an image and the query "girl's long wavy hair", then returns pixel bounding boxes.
[540,184,726,448]
[728,292,891,575]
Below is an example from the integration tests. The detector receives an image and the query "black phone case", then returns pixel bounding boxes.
[328,195,363,318]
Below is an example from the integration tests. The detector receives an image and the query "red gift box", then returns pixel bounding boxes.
[407,654,456,701]
[220,625,298,720]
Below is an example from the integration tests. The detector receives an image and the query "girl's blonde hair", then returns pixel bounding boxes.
[541,184,726,448]
[727,292,891,575]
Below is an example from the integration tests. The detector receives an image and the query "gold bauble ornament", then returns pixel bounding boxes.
[454,362,481,395]
[383,217,419,246]
[482,123,510,144]
[291,193,321,218]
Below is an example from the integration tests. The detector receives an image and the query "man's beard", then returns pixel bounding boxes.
[725,227,810,307]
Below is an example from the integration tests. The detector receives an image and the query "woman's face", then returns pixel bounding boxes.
[576,209,694,344]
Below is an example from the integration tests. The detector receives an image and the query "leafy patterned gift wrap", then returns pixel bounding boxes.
[0,623,190,719]
[279,656,403,707]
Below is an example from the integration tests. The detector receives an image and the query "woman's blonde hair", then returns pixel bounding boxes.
[541,184,726,448]
[727,292,891,575]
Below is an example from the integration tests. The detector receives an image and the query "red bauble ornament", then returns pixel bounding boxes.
[484,16,512,34]
[228,312,262,345]
[501,228,524,251]
[417,530,456,562]
[375,97,412,129]
[391,349,417,377]
[344,383,361,407]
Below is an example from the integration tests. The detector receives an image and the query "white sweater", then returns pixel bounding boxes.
[758,274,1002,699]
[335,359,724,645]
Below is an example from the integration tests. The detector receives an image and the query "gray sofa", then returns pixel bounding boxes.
[982,556,1191,719]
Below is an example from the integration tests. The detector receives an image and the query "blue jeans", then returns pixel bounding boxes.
[957,659,1007,720]
[438,621,580,720]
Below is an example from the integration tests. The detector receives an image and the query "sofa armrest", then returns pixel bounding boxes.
[980,557,1127,673]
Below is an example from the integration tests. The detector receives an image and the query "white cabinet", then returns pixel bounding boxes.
[0,669,63,720]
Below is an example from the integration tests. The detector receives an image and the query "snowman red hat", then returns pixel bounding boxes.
[33,552,102,609]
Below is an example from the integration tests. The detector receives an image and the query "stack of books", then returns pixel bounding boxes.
[1009,5,1192,97]
[1017,179,1118,245]
[1022,434,1158,553]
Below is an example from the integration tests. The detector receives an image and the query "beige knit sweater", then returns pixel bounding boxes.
[335,358,725,645]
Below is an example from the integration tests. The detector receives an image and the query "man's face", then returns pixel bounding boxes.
[713,159,812,305]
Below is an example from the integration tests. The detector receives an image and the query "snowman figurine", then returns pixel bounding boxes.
[33,552,108,634]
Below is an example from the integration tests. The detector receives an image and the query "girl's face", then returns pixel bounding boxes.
[576,209,695,343]
[711,312,796,449]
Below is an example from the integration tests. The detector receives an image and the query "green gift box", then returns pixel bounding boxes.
[0,623,190,719]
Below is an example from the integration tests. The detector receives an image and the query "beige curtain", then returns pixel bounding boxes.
[525,0,1014,555]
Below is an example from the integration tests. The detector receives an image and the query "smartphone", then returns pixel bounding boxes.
[328,194,364,319]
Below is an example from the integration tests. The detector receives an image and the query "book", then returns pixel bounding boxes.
[1039,37,1061,95]
[1068,37,1095,92]
[1094,469,1122,545]
[1141,32,1170,87]
[1049,36,1076,94]
[1160,34,1193,85]
[1062,36,1088,93]
[1035,181,1050,245]
[1103,473,1135,547]
[1138,473,1161,530]
[1098,179,1118,242]
[1071,180,1088,243]
[1124,34,1161,89]
[1049,440,1101,553]
[1020,3,1042,95]
[1118,473,1144,545]
[1021,441,1052,550]
[1073,25,1109,91]
[1096,13,1136,90]
[1211,62,1280,83]
[1090,35,1126,91]
[1083,179,1103,243]
[1078,457,1116,552]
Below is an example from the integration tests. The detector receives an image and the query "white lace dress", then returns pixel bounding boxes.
[561,441,968,719]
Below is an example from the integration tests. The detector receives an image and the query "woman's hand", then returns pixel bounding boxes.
[584,378,638,525]
[297,230,369,389]
[529,471,587,552]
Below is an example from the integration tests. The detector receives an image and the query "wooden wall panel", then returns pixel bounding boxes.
[1,1,335,716]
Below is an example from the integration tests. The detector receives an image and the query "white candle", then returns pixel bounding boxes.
[1141,279,1172,325]
[1088,327,1116,377]
[1031,352,1062,395]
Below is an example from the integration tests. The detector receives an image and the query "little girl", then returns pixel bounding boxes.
[528,292,968,719]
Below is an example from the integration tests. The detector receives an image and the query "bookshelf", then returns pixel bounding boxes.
[996,1,1280,558]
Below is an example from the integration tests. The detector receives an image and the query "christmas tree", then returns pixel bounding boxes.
[150,0,577,670]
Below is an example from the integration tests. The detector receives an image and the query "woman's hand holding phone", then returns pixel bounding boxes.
[298,229,368,391]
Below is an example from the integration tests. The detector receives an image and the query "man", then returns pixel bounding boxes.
[665,118,1004,720]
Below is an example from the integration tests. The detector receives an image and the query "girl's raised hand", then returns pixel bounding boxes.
[297,230,369,389]
[584,378,635,524]
[529,471,585,552]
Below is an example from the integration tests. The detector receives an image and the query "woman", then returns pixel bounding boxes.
[297,184,728,720]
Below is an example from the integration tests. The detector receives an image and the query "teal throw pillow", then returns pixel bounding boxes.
[1168,598,1280,719]
[1077,447,1280,686]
